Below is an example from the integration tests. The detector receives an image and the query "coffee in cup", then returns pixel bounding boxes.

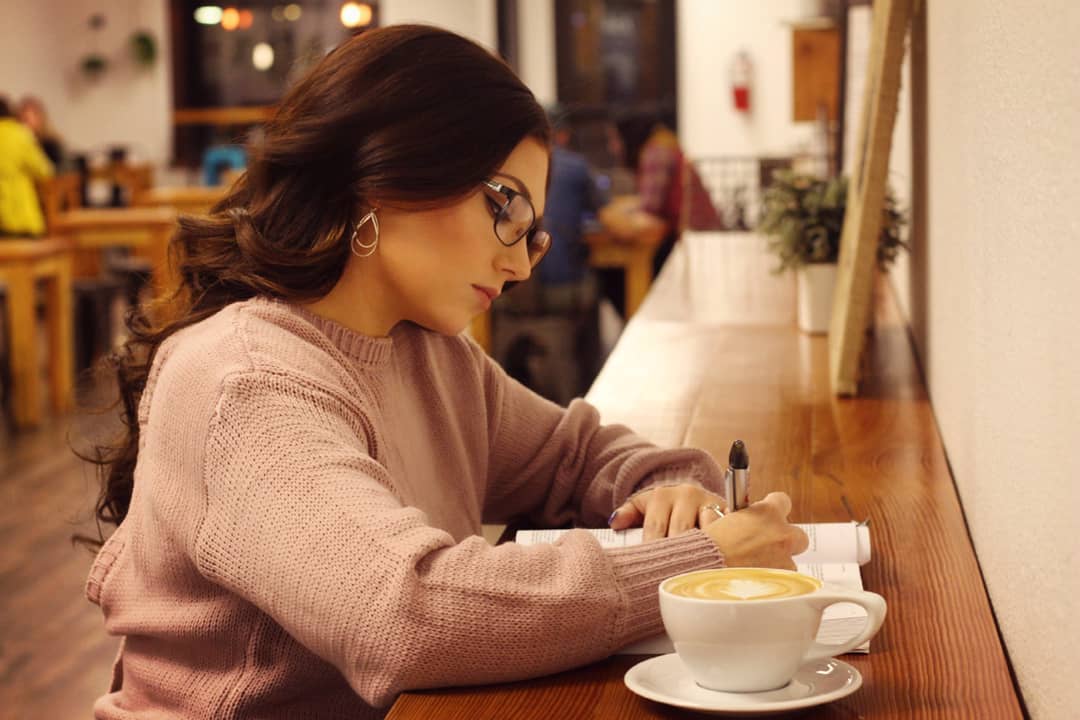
[664,567,821,601]
[659,567,886,693]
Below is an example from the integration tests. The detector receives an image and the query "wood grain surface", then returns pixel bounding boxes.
[389,233,1023,719]
[0,385,120,716]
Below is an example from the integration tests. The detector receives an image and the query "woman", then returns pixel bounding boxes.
[0,95,54,236]
[83,26,807,719]
[17,95,65,167]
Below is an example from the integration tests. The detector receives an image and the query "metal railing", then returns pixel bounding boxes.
[683,154,831,231]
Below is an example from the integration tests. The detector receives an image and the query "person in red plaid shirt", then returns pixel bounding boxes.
[636,124,724,275]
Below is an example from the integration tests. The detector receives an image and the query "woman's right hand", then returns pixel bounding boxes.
[701,492,809,570]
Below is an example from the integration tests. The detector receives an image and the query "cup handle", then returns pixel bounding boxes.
[803,589,887,663]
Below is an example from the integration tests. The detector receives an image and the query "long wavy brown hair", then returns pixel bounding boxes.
[78,25,550,547]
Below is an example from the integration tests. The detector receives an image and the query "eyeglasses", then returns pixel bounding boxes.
[482,179,551,268]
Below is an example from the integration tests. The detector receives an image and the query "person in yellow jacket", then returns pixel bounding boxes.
[0,95,54,236]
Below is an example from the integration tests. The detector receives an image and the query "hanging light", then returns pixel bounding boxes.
[340,2,373,28]
[283,3,302,21]
[238,9,254,29]
[221,7,240,31]
[194,6,223,25]
[252,42,275,70]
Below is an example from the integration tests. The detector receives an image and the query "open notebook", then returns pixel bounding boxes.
[515,522,874,654]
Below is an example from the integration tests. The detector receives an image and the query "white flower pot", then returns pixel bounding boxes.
[796,263,838,334]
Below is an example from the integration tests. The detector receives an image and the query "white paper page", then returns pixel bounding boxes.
[515,523,869,565]
[793,523,871,566]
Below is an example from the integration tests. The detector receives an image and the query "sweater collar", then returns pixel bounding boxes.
[283,300,396,366]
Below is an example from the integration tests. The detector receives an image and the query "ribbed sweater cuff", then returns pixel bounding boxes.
[605,529,725,649]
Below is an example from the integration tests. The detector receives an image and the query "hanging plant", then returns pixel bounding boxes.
[80,53,109,78]
[131,30,158,67]
[80,13,109,79]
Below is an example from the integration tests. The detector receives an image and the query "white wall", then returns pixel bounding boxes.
[381,0,497,51]
[676,0,821,158]
[0,0,173,165]
[885,3,1080,717]
[517,0,557,106]
[383,0,554,105]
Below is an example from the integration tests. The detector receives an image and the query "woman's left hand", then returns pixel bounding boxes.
[608,484,729,541]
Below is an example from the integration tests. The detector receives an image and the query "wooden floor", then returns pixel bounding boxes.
[0,379,120,716]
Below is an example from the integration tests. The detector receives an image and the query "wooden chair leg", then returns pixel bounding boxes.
[44,257,74,414]
[624,250,653,319]
[5,266,42,428]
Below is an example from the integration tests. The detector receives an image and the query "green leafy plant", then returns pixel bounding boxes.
[80,53,108,78]
[80,14,109,79]
[759,170,907,273]
[130,31,158,67]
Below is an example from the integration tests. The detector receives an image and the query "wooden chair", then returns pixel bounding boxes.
[85,160,154,208]
[38,173,82,231]
[0,238,74,429]
[38,174,125,372]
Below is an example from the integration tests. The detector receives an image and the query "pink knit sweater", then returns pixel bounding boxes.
[86,297,726,718]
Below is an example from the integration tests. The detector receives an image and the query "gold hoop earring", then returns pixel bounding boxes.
[350,210,379,257]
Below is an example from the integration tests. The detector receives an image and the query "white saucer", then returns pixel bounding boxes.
[623,654,862,716]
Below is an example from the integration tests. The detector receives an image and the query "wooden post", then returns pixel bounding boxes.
[4,262,40,427]
[829,0,914,395]
[44,253,74,413]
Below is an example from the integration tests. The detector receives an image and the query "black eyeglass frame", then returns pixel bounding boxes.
[481,179,550,267]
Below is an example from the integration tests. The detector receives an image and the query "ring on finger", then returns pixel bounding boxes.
[701,503,725,519]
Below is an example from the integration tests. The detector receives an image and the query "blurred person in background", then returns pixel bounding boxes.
[17,95,65,168]
[536,107,601,307]
[600,116,636,196]
[617,114,725,275]
[635,122,723,275]
[0,95,54,236]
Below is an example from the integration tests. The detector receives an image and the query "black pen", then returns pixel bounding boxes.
[723,440,750,511]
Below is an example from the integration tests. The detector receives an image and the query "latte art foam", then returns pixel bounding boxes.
[664,568,821,601]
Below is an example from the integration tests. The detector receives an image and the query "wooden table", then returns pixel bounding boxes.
[133,185,227,216]
[0,239,74,429]
[53,207,178,295]
[390,232,1023,718]
[588,195,669,318]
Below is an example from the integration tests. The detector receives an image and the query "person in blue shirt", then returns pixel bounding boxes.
[537,112,601,291]
[495,109,604,403]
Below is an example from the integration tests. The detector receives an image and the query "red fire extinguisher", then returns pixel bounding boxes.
[731,50,752,113]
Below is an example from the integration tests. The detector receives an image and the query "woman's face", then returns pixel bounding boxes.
[356,136,549,336]
[19,104,43,133]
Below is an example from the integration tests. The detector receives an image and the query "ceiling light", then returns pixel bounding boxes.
[340,2,373,28]
[194,6,223,25]
[252,42,274,70]
[221,7,240,31]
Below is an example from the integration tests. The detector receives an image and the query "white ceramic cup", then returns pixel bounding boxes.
[659,567,887,693]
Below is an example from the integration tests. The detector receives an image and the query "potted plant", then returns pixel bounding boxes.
[759,170,907,333]
[130,30,158,68]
